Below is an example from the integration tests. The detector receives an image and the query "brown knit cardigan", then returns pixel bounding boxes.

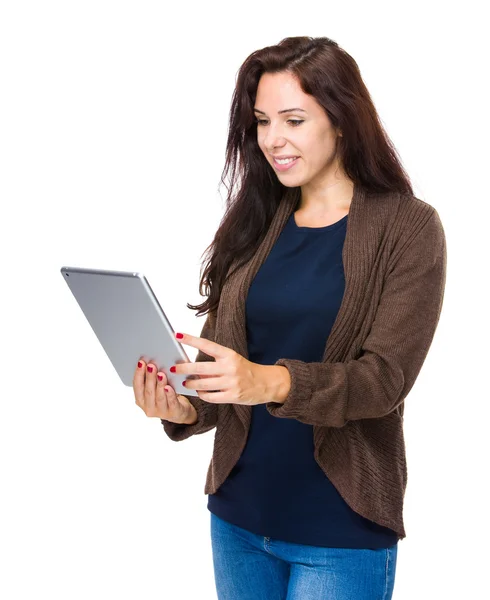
[162,183,447,540]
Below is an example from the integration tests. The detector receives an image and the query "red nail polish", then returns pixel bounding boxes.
[182,380,186,386]
[147,366,153,373]
[138,361,142,368]
[164,387,169,392]
[170,366,176,373]
[157,374,163,381]
[176,332,183,339]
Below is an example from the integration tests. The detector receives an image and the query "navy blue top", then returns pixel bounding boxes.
[207,211,399,549]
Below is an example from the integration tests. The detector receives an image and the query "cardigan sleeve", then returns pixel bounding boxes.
[161,310,219,441]
[266,208,447,428]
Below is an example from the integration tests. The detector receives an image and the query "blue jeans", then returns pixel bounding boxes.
[210,513,398,600]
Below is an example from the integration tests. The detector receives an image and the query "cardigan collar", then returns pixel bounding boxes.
[216,182,368,360]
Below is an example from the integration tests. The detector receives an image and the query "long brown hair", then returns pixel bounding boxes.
[187,36,414,318]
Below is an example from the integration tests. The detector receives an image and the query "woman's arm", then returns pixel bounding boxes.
[266,208,447,428]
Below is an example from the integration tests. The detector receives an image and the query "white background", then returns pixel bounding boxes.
[1,1,488,598]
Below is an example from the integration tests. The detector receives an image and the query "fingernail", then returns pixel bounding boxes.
[182,380,187,386]
[138,361,143,368]
[176,333,183,339]
[164,387,169,392]
[157,374,163,381]
[170,366,176,373]
[147,366,153,373]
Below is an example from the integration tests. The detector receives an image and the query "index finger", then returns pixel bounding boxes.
[175,332,229,360]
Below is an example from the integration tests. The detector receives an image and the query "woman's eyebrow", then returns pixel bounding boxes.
[253,107,307,115]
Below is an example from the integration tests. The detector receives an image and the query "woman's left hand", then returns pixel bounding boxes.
[171,332,276,406]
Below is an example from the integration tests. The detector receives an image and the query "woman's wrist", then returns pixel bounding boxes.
[183,404,198,425]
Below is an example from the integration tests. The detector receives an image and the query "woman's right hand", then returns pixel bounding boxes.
[133,360,198,425]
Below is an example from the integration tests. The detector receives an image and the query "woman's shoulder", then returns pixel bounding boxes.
[402,191,439,214]
[375,189,441,231]
[385,191,445,259]
[366,190,444,258]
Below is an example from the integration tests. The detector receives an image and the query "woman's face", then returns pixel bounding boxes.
[254,71,343,188]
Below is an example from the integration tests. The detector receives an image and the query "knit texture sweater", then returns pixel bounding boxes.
[161,183,447,540]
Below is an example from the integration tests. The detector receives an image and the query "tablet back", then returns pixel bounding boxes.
[60,266,198,396]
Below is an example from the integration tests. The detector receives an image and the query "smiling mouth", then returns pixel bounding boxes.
[272,156,300,170]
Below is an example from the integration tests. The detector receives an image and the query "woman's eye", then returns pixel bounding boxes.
[256,119,304,127]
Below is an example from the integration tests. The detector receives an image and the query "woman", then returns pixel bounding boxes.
[133,36,446,599]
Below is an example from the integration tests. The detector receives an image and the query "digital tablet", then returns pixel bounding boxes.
[60,266,199,397]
